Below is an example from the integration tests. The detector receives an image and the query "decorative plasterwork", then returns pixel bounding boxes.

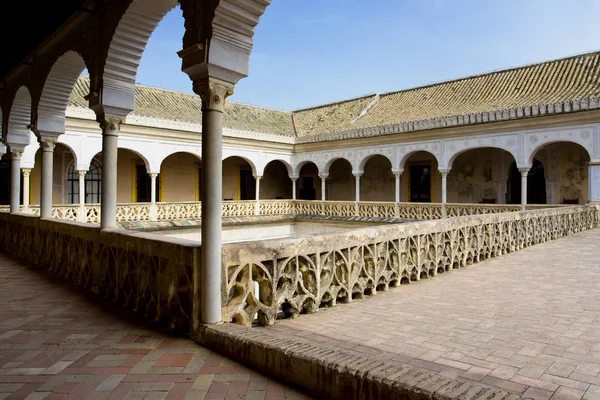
[7,86,33,146]
[101,0,178,112]
[37,52,87,135]
[523,125,596,164]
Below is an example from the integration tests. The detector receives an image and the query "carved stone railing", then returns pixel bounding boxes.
[0,200,573,224]
[0,213,201,332]
[222,205,600,326]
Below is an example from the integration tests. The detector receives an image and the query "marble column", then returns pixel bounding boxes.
[353,173,362,202]
[320,174,327,201]
[22,168,31,214]
[197,78,234,325]
[440,169,449,218]
[291,178,297,200]
[40,137,57,219]
[98,115,123,229]
[393,170,403,203]
[78,170,87,222]
[10,149,23,214]
[150,173,158,221]
[520,168,529,211]
[254,175,261,215]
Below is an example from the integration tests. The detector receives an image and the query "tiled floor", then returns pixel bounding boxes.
[267,229,600,400]
[0,255,311,400]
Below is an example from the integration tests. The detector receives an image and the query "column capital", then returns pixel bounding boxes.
[96,114,126,136]
[353,173,363,178]
[9,147,24,159]
[253,174,262,180]
[319,173,329,180]
[77,170,88,177]
[393,169,404,177]
[439,169,450,177]
[193,77,234,113]
[289,176,299,181]
[149,173,159,179]
[21,168,31,176]
[39,136,57,152]
[519,168,530,177]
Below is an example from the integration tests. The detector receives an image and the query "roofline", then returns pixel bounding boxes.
[292,93,378,113]
[378,48,600,97]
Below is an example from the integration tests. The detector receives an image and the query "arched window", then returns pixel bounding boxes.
[67,159,102,204]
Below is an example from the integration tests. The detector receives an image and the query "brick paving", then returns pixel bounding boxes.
[267,228,600,400]
[0,255,311,400]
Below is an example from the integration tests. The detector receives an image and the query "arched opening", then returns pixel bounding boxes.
[448,148,516,204]
[30,143,77,205]
[91,148,153,203]
[403,151,440,202]
[0,153,18,205]
[297,162,320,200]
[328,158,353,201]
[67,157,102,204]
[262,160,292,199]
[516,142,590,204]
[223,156,256,200]
[361,155,394,201]
[160,152,201,202]
[507,159,546,204]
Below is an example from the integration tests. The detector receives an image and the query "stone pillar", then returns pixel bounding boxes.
[22,168,31,214]
[520,168,529,211]
[320,174,327,201]
[291,178,297,200]
[10,148,23,214]
[196,78,234,325]
[439,170,449,217]
[254,175,261,215]
[40,137,57,219]
[353,173,362,202]
[97,115,124,229]
[393,170,403,217]
[78,170,86,222]
[589,162,600,204]
[150,173,158,221]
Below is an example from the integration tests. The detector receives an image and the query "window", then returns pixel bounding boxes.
[67,159,102,204]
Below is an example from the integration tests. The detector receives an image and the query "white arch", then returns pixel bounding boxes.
[447,146,518,170]
[37,51,87,136]
[7,86,32,147]
[263,159,293,177]
[159,150,202,169]
[358,153,393,171]
[222,154,258,177]
[293,160,320,177]
[399,149,442,171]
[21,132,40,169]
[323,156,353,175]
[103,0,178,111]
[527,139,593,165]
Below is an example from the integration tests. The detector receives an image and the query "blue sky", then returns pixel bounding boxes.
[137,0,600,110]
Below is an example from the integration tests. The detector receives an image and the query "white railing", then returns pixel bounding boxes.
[0,200,572,224]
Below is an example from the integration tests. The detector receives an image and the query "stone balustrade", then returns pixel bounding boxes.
[0,212,201,332]
[222,205,600,326]
[0,200,572,223]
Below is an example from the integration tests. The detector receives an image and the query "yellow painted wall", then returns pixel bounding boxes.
[447,149,497,203]
[117,149,142,203]
[161,153,199,202]
[400,152,441,202]
[222,157,252,200]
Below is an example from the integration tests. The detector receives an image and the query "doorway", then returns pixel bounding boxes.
[239,169,256,200]
[409,163,432,202]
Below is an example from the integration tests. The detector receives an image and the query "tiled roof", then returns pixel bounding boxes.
[69,76,295,137]
[69,51,600,141]
[292,51,600,141]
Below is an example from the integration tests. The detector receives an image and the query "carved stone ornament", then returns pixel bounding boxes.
[96,114,125,136]
[40,137,57,152]
[193,78,234,113]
